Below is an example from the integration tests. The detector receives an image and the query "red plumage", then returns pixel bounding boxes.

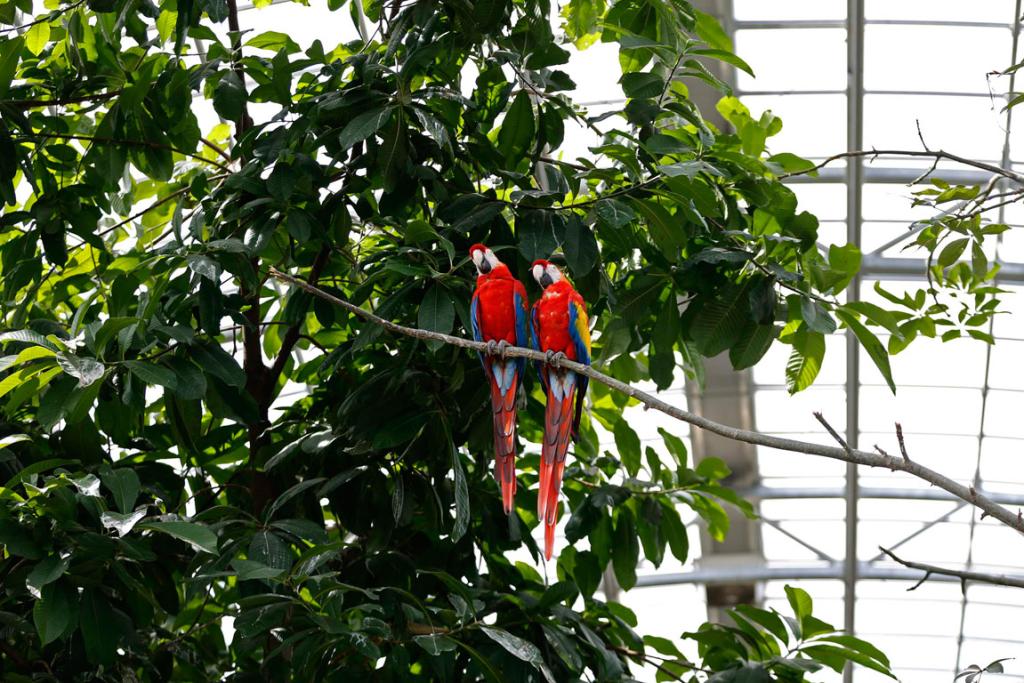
[470,245,528,514]
[531,267,591,560]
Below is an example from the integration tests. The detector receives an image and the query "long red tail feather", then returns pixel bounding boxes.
[539,369,577,560]
[489,362,518,514]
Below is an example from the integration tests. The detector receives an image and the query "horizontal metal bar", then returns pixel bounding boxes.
[734,19,1012,30]
[634,562,1024,587]
[784,166,995,185]
[863,253,1024,281]
[741,485,1024,506]
[739,89,1005,99]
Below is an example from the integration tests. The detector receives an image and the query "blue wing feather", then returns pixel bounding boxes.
[530,302,547,394]
[513,291,528,385]
[567,298,590,437]
[567,300,591,366]
[470,292,485,366]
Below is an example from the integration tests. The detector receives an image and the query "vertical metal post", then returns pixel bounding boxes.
[843,1,865,681]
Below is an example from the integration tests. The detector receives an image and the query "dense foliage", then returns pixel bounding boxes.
[0,0,978,679]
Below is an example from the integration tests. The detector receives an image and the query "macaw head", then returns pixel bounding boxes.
[531,259,563,289]
[469,243,500,275]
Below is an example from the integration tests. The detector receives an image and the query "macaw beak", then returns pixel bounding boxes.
[478,260,492,274]
[539,272,553,288]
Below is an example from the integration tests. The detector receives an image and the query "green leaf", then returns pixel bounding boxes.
[140,520,218,554]
[25,22,49,56]
[611,508,639,590]
[80,589,117,666]
[55,352,106,387]
[562,217,599,276]
[842,301,903,338]
[517,210,559,262]
[418,286,455,352]
[102,467,140,513]
[100,508,148,537]
[767,152,817,176]
[836,309,896,393]
[245,30,301,53]
[690,281,750,356]
[413,634,459,655]
[691,47,755,76]
[613,419,642,477]
[938,237,969,267]
[0,330,63,353]
[0,37,24,99]
[481,627,555,683]
[193,343,246,387]
[650,295,679,390]
[27,555,70,593]
[213,71,246,122]
[730,322,776,370]
[658,428,688,468]
[232,558,285,581]
[785,326,824,394]
[632,199,685,259]
[595,198,635,228]
[498,91,535,163]
[34,580,75,645]
[338,107,393,151]
[450,447,470,541]
[124,360,179,390]
[620,71,664,99]
[784,584,813,624]
[801,644,895,678]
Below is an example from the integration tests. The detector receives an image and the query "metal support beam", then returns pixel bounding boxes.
[633,563,1024,588]
[862,254,1024,282]
[739,485,1024,507]
[783,166,994,186]
[843,3,865,680]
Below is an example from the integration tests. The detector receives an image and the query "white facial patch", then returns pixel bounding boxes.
[472,250,485,267]
[547,265,562,282]
[533,264,544,282]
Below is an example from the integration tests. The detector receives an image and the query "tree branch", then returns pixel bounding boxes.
[780,148,1024,184]
[13,132,232,173]
[226,0,254,136]
[267,246,330,386]
[3,89,123,108]
[267,266,1024,536]
[0,0,86,35]
[880,547,1024,590]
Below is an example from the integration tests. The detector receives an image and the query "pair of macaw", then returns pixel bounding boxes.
[468,243,591,561]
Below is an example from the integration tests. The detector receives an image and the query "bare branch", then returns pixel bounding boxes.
[895,422,910,461]
[880,547,1024,590]
[813,412,850,452]
[267,267,1024,536]
[779,148,1024,184]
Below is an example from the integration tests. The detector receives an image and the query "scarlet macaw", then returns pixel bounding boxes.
[469,244,529,514]
[530,259,591,560]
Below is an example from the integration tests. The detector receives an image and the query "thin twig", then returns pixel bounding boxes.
[0,0,85,35]
[266,267,1024,536]
[813,411,850,452]
[880,547,1024,590]
[3,88,123,108]
[200,136,233,163]
[895,422,910,461]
